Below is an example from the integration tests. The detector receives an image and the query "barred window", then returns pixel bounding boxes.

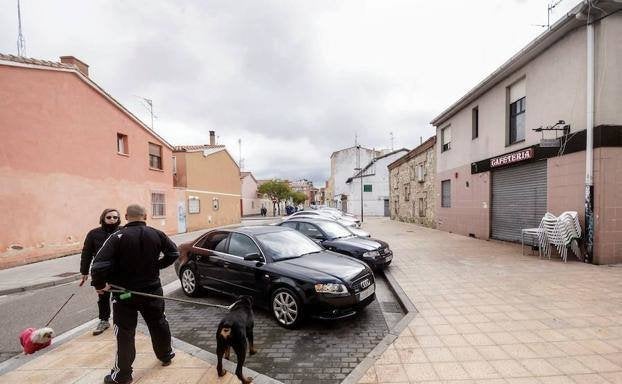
[441,180,451,208]
[151,192,166,217]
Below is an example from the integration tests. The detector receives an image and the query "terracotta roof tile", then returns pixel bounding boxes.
[0,53,75,71]
[173,144,225,152]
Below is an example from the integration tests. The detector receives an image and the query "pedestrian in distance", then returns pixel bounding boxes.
[91,204,179,384]
[79,208,121,336]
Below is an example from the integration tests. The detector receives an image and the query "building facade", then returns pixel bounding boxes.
[173,141,241,232]
[430,1,622,264]
[346,149,409,217]
[388,137,436,227]
[0,54,178,268]
[241,171,271,216]
[328,146,380,212]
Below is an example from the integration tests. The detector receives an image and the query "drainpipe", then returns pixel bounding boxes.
[584,8,595,263]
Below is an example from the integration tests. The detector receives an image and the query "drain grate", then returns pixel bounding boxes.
[55,272,80,277]
[380,301,403,313]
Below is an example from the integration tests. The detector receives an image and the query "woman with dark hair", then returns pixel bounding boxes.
[79,208,122,335]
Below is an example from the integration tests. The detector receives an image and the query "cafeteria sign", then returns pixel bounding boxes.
[490,148,534,168]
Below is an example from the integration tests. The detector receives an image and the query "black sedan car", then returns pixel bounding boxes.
[278,218,393,269]
[174,226,376,328]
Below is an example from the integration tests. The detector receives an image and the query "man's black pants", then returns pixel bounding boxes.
[110,287,173,381]
[98,290,111,321]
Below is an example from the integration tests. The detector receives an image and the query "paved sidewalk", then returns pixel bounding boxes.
[0,328,278,384]
[0,218,281,295]
[357,218,622,384]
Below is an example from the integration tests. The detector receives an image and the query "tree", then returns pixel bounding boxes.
[290,191,307,206]
[258,180,292,216]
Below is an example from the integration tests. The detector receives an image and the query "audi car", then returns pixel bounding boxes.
[174,226,376,329]
[278,218,393,269]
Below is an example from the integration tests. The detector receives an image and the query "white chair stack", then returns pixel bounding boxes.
[537,211,582,262]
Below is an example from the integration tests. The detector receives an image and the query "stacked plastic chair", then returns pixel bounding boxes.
[537,211,582,262]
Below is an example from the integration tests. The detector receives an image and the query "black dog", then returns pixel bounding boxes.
[216,296,256,384]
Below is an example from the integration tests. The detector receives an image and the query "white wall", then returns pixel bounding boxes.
[346,151,407,216]
[331,147,377,206]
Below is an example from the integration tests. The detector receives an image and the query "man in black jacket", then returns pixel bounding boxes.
[91,204,179,384]
[79,208,121,335]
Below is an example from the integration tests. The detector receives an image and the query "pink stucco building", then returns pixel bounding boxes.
[0,54,178,268]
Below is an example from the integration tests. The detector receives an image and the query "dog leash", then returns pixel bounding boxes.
[108,284,237,310]
[45,293,76,327]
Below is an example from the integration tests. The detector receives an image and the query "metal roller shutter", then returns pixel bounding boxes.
[491,160,547,242]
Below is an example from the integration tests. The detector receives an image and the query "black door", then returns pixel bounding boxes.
[194,231,230,292]
[224,233,266,299]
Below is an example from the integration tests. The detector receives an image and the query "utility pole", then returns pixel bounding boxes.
[356,144,364,223]
[585,10,595,263]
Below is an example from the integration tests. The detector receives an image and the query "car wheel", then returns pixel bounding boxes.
[271,287,303,329]
[180,266,202,297]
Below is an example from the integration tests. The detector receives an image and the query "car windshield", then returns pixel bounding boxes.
[255,230,323,261]
[316,221,353,239]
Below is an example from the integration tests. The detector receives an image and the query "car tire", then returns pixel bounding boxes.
[271,287,303,329]
[180,266,202,297]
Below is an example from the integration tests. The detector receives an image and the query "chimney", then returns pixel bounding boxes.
[209,130,216,146]
[60,56,89,77]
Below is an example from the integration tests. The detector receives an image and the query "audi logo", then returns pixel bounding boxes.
[360,279,371,289]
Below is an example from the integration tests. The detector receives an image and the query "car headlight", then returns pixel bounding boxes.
[315,283,348,294]
[363,250,380,258]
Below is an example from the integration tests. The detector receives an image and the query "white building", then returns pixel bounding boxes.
[328,146,379,211]
[240,172,271,216]
[345,149,409,217]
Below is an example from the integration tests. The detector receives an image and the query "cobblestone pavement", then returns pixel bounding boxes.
[357,218,622,384]
[155,273,402,384]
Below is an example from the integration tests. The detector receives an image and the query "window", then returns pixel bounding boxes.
[149,143,163,170]
[281,221,298,229]
[151,192,166,217]
[441,180,451,208]
[441,126,451,152]
[472,107,479,139]
[228,233,260,257]
[188,196,200,214]
[212,198,220,211]
[418,197,426,217]
[509,97,526,144]
[508,79,526,145]
[172,156,177,174]
[199,232,229,252]
[298,222,324,239]
[416,163,425,182]
[404,183,411,202]
[117,133,128,154]
[363,184,372,192]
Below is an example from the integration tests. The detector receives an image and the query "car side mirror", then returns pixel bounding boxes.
[244,252,262,261]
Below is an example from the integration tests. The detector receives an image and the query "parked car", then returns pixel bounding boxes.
[285,210,362,229]
[278,218,393,269]
[174,226,376,329]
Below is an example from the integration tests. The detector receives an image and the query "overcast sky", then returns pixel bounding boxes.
[0,0,579,185]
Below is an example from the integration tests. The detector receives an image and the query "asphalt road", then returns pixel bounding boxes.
[0,217,279,363]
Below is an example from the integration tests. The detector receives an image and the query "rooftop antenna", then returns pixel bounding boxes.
[16,0,26,57]
[547,0,565,29]
[354,132,358,147]
[135,96,157,130]
[390,132,394,151]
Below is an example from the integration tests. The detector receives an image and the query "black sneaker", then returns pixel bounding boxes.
[93,320,110,336]
[103,374,132,384]
[160,352,175,366]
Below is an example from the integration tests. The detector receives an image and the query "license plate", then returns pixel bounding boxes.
[358,285,375,301]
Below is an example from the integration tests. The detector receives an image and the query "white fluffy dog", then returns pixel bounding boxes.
[20,327,55,354]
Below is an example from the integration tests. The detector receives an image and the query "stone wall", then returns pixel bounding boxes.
[389,146,436,227]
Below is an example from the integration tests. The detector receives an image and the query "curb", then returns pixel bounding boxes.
[0,273,82,296]
[341,266,418,384]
